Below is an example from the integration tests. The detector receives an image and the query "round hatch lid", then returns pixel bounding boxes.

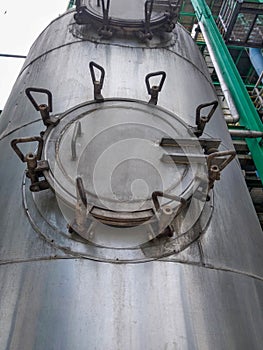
[43,99,205,227]
[86,0,162,21]
[76,0,169,31]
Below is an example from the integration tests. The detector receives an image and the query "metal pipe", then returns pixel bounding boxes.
[0,53,26,59]
[229,129,263,138]
[198,22,240,124]
[249,48,263,83]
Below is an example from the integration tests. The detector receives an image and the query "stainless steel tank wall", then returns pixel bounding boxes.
[0,9,263,350]
[0,11,225,141]
[1,260,263,349]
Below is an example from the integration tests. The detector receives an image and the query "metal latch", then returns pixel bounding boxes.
[145,71,166,105]
[25,87,59,128]
[207,150,236,189]
[11,136,50,192]
[89,61,105,102]
[152,191,187,237]
[143,0,154,40]
[68,176,91,235]
[98,0,113,39]
[160,137,236,190]
[194,100,218,137]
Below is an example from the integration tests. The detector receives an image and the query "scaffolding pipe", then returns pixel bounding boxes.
[200,24,240,124]
[191,0,263,185]
[249,48,263,83]
[229,129,263,138]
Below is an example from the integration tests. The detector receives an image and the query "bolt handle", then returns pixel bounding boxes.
[11,136,43,163]
[145,71,166,105]
[25,87,53,113]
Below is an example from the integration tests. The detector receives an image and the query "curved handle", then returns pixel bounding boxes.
[76,177,88,208]
[207,150,236,171]
[25,87,53,112]
[89,61,105,88]
[89,61,105,101]
[195,100,218,127]
[145,71,167,95]
[11,136,43,163]
[152,191,186,212]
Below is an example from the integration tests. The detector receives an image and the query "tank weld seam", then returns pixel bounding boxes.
[0,255,159,266]
[1,257,263,283]
[70,30,177,50]
[87,40,215,90]
[0,119,42,141]
[164,47,214,89]
[20,42,214,94]
[25,10,75,53]
[17,41,82,78]
[160,259,263,282]
[0,256,73,266]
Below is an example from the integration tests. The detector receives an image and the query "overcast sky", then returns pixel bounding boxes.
[0,0,70,109]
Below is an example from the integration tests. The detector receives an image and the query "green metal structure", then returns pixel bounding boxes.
[191,0,263,184]
[67,0,75,10]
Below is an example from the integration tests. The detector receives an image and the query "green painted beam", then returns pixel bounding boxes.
[213,81,263,89]
[246,0,263,3]
[191,0,263,184]
[179,12,196,17]
[67,0,75,10]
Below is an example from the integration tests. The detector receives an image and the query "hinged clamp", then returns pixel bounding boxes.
[152,191,187,238]
[207,150,236,189]
[89,61,105,102]
[145,71,166,105]
[98,0,113,39]
[68,177,91,235]
[194,100,218,137]
[25,87,59,127]
[138,0,154,41]
[11,136,50,192]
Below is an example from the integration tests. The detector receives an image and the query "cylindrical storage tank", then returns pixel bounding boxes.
[0,2,263,349]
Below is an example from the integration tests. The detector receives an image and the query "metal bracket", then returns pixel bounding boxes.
[76,176,88,209]
[168,0,179,19]
[207,150,236,189]
[75,0,82,10]
[11,136,50,192]
[89,61,105,102]
[194,100,218,137]
[161,148,235,168]
[145,71,166,105]
[69,177,89,235]
[152,191,187,237]
[98,0,113,38]
[161,0,179,32]
[74,0,88,24]
[159,137,235,190]
[71,122,82,160]
[160,137,222,155]
[144,0,154,40]
[25,87,59,127]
